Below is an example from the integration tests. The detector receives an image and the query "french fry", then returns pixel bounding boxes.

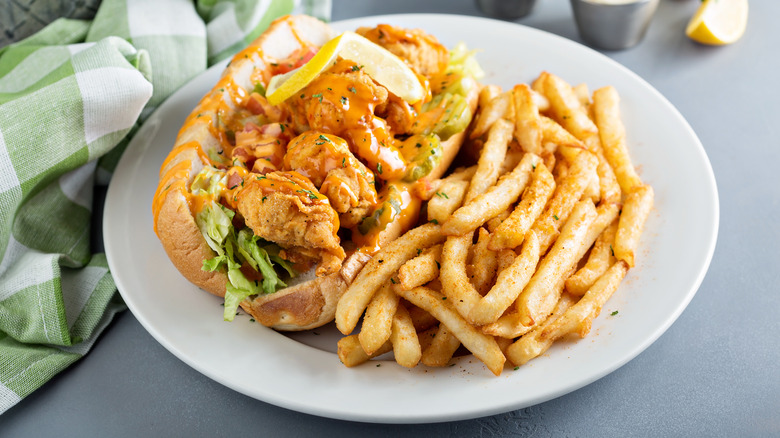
[530,151,599,253]
[531,89,550,112]
[470,228,498,295]
[390,305,422,368]
[614,184,654,267]
[337,335,393,368]
[499,151,525,175]
[516,200,598,327]
[418,166,476,200]
[440,233,483,318]
[512,84,542,154]
[465,118,513,203]
[397,244,442,291]
[567,202,619,278]
[485,208,512,233]
[428,179,469,224]
[396,287,506,376]
[592,86,642,193]
[506,293,579,366]
[471,91,513,139]
[336,223,445,335]
[421,324,461,367]
[358,282,400,355]
[443,153,540,236]
[541,260,629,340]
[489,163,556,250]
[573,83,590,108]
[481,272,569,338]
[566,220,618,295]
[417,326,439,352]
[540,71,598,141]
[496,248,517,275]
[583,170,600,203]
[409,304,439,332]
[540,116,586,163]
[596,153,622,205]
[469,232,540,326]
[478,85,502,114]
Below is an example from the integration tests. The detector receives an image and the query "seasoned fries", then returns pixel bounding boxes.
[440,233,483,318]
[468,232,540,326]
[390,305,422,368]
[489,163,555,250]
[614,184,654,267]
[358,282,400,355]
[593,86,642,193]
[516,200,597,326]
[512,84,542,154]
[421,324,461,367]
[335,72,654,376]
[464,118,513,202]
[442,153,540,236]
[397,244,442,291]
[335,223,445,335]
[397,287,505,376]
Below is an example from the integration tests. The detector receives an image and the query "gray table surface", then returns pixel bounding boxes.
[2,0,779,436]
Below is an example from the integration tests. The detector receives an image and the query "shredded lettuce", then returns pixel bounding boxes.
[447,42,484,80]
[237,228,287,295]
[196,200,295,321]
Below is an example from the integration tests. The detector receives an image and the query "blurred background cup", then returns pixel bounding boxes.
[475,0,539,20]
[570,0,660,50]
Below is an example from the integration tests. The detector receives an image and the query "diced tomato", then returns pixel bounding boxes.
[227,171,243,189]
[273,47,318,74]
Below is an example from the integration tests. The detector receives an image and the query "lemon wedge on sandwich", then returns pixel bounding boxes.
[686,0,748,45]
[266,31,425,105]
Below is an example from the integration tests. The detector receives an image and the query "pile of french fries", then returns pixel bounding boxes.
[335,72,654,376]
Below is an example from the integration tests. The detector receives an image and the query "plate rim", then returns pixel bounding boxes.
[104,13,719,424]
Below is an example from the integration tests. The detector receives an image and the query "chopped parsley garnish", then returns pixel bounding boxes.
[261,196,267,203]
[342,157,346,168]
[611,310,619,316]
[377,163,383,174]
[435,192,449,199]
[430,219,439,224]
[553,214,560,221]
[351,65,364,72]
[349,86,357,94]
[312,93,323,102]
[296,189,319,200]
[340,96,348,105]
[279,124,285,132]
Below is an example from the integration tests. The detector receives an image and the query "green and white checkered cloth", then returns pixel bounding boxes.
[0,0,330,414]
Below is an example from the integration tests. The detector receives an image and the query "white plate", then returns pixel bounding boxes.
[104,14,718,423]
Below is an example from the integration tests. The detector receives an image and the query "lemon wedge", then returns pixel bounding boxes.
[686,0,748,45]
[266,31,425,105]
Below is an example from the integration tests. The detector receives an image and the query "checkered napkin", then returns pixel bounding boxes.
[0,0,330,414]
